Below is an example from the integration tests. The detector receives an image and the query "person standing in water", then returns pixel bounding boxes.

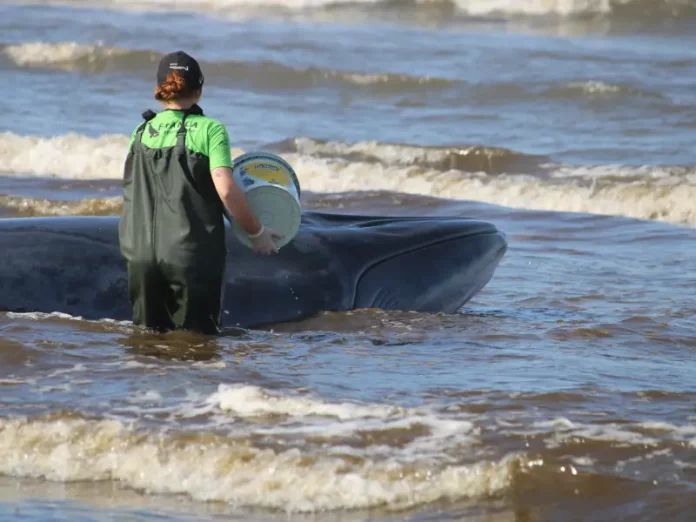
[119,50,283,335]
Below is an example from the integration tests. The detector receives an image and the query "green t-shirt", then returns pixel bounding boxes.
[128,110,233,171]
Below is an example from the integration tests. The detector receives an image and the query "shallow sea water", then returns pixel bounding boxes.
[1,0,695,520]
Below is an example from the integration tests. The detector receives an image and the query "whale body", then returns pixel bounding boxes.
[0,212,507,328]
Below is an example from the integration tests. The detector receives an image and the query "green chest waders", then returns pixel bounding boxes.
[118,108,227,334]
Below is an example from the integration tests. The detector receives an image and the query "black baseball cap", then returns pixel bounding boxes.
[157,51,204,88]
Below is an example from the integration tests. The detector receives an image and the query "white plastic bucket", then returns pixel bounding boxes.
[226,151,302,249]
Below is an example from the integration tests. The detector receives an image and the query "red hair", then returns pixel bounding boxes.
[154,71,198,101]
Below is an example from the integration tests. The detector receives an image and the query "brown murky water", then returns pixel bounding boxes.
[2,0,696,519]
[1,189,694,521]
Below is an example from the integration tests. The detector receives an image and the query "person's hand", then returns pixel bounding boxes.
[249,226,284,255]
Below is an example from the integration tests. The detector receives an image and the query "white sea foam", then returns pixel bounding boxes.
[1,131,694,226]
[571,456,596,466]
[3,311,133,327]
[0,379,689,510]
[200,384,479,461]
[208,383,401,420]
[5,311,85,321]
[75,384,481,459]
[0,132,132,179]
[0,385,517,512]
[2,42,131,68]
[637,421,696,436]
[531,417,696,448]
[496,415,696,453]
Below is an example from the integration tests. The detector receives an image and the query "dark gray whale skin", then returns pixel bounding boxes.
[0,212,507,328]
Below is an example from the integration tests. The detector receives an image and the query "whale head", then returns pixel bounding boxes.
[301,213,508,314]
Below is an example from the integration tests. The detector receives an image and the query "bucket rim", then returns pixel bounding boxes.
[232,150,301,198]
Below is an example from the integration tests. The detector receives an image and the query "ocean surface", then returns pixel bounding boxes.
[1,0,695,520]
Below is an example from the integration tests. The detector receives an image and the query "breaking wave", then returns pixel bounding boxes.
[0,383,693,513]
[280,136,540,174]
[1,42,456,93]
[0,195,123,216]
[1,131,694,226]
[1,42,671,106]
[0,384,520,512]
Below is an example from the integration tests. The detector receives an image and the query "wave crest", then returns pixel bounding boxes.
[0,383,518,512]
[0,195,123,216]
[1,132,694,227]
[1,41,455,93]
[283,137,538,174]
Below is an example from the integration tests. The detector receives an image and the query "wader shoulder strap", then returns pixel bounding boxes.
[135,110,158,145]
[176,112,190,152]
[134,122,147,145]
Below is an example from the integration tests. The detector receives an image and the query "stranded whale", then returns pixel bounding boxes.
[0,212,507,328]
